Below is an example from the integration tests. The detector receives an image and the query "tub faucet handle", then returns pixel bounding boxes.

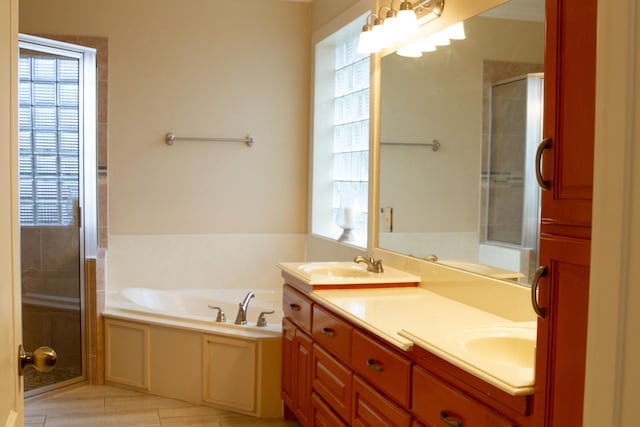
[208,305,226,323]
[256,310,275,327]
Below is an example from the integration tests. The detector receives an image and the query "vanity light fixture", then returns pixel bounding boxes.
[357,0,445,55]
[396,21,465,58]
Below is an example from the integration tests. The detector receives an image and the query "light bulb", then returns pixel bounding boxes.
[357,26,381,55]
[445,22,466,40]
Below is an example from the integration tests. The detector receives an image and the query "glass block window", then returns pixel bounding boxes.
[18,54,80,225]
[312,15,370,247]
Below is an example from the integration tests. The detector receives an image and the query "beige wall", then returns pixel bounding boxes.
[20,0,311,236]
[311,0,360,33]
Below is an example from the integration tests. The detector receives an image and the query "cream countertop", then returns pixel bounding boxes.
[309,286,536,396]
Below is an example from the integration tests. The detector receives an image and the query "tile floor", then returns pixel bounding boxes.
[24,384,302,427]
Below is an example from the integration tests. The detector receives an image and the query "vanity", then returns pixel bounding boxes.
[278,261,536,427]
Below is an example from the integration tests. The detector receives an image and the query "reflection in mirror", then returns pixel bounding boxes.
[378,0,544,284]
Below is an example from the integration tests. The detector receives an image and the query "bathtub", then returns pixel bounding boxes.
[107,287,284,334]
[103,287,284,418]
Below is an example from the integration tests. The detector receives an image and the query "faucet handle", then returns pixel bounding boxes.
[256,310,275,327]
[208,305,226,323]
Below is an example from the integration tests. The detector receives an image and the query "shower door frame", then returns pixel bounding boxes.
[18,34,97,397]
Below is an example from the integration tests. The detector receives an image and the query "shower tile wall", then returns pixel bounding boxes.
[481,61,543,244]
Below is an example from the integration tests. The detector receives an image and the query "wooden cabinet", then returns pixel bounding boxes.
[282,281,526,427]
[535,0,596,424]
[282,286,314,426]
[351,329,411,408]
[352,375,412,427]
[312,344,352,423]
[412,366,516,427]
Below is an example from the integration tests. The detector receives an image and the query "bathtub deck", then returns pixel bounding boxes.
[25,384,301,427]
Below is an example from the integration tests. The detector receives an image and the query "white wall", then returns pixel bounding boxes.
[19,0,312,291]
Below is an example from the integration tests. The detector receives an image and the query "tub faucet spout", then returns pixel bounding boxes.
[235,291,255,325]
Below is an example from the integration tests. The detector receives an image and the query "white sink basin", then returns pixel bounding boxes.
[465,336,535,368]
[278,261,421,287]
[458,326,536,369]
[298,263,370,278]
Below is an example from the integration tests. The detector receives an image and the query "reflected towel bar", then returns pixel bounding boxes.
[165,132,254,147]
[380,139,440,152]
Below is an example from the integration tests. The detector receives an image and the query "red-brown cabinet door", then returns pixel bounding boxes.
[534,234,591,426]
[540,0,597,233]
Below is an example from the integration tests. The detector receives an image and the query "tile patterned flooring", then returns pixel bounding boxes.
[25,385,301,427]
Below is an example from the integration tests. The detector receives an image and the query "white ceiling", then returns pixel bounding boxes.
[480,0,545,22]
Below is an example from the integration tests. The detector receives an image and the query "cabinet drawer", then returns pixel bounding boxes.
[312,343,352,423]
[352,375,412,427]
[312,305,352,363]
[412,366,516,427]
[312,392,349,427]
[283,285,313,332]
[351,329,411,407]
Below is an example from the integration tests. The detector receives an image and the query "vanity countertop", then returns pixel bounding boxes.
[308,286,536,396]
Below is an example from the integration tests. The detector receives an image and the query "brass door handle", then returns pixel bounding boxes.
[531,266,547,319]
[535,138,552,191]
[18,345,57,376]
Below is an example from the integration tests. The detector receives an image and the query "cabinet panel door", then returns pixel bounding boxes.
[352,376,412,427]
[312,344,352,423]
[412,366,515,427]
[312,392,349,427]
[534,234,590,426]
[351,330,411,407]
[282,318,296,411]
[294,329,313,426]
[540,0,597,229]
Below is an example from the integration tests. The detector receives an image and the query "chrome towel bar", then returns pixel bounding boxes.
[165,132,254,147]
[380,139,440,152]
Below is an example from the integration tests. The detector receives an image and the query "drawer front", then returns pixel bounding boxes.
[312,343,352,423]
[312,392,349,427]
[412,366,516,427]
[352,375,412,427]
[283,285,313,332]
[351,329,412,407]
[312,305,352,363]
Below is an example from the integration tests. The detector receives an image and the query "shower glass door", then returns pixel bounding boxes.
[18,36,95,394]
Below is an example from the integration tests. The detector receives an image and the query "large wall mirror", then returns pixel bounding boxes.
[377,0,544,285]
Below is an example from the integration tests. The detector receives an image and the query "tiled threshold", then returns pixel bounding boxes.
[25,384,301,427]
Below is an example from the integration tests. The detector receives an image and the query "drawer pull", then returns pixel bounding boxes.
[535,137,552,191]
[321,327,335,337]
[366,359,384,372]
[289,303,302,311]
[440,410,464,427]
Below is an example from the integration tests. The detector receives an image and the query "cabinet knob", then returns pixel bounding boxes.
[440,410,464,427]
[289,303,301,311]
[321,327,335,337]
[366,358,384,372]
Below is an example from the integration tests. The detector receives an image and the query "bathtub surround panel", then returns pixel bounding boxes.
[107,234,306,292]
[104,316,283,418]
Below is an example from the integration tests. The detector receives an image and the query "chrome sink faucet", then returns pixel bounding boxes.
[235,291,255,325]
[354,255,384,273]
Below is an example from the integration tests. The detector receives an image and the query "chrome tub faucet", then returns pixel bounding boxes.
[354,255,384,273]
[235,291,255,325]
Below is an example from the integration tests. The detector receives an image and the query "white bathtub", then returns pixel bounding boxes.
[103,287,284,417]
[107,287,283,334]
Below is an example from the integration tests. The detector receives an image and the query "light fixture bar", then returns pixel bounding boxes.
[412,0,445,23]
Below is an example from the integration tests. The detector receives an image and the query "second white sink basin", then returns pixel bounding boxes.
[465,336,535,368]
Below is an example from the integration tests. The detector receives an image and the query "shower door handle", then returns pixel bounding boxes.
[18,344,57,376]
[535,138,552,191]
